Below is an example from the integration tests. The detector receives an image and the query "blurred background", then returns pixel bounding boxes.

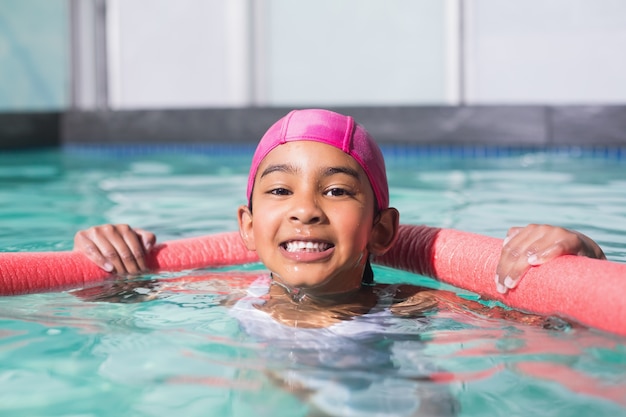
[2,0,626,112]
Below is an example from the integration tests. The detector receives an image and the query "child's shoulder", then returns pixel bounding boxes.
[373,282,442,317]
[373,282,432,299]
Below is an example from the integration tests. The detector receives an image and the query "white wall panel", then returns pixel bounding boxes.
[107,0,250,109]
[102,0,626,109]
[261,0,454,106]
[465,0,626,104]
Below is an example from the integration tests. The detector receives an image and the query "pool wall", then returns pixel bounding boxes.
[1,105,626,149]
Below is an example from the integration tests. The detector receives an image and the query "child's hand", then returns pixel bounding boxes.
[496,224,605,294]
[74,224,156,275]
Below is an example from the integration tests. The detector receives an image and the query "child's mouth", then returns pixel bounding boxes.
[282,240,334,253]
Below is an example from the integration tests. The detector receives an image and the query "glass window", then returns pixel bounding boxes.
[0,0,69,111]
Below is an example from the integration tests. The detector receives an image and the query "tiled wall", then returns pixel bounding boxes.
[3,105,626,150]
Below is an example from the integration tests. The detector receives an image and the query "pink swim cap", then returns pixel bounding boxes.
[247,109,389,210]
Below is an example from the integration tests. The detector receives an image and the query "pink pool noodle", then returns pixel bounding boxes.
[0,226,624,336]
[376,225,626,337]
[0,232,258,294]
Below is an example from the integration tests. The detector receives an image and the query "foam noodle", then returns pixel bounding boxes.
[0,226,624,336]
[376,225,626,337]
[0,232,257,295]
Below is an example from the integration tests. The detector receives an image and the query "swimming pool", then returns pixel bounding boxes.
[0,146,625,416]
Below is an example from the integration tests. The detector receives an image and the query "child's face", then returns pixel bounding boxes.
[238,141,393,296]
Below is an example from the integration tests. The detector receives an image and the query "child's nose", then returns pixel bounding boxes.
[288,194,325,224]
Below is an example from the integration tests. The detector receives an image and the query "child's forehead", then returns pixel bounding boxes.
[259,141,356,165]
[255,141,370,178]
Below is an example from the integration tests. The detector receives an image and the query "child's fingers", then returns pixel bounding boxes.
[74,224,150,275]
[496,224,555,293]
[495,224,601,294]
[498,238,566,293]
[74,233,115,272]
[84,227,135,274]
[135,228,156,253]
[495,252,533,294]
[104,225,147,274]
[95,235,133,274]
[526,240,574,266]
[503,226,522,246]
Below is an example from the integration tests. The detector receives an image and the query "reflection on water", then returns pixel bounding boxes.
[0,268,624,416]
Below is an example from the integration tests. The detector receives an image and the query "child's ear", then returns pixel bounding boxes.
[237,205,256,251]
[368,208,399,256]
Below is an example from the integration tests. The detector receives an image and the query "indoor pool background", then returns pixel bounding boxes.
[0,146,625,416]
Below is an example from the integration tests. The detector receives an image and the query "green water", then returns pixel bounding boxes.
[0,147,625,416]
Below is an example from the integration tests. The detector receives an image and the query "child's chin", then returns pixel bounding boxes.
[276,269,361,294]
[279,276,331,291]
[284,279,325,290]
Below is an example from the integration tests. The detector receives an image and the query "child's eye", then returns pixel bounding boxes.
[269,188,291,196]
[325,188,353,197]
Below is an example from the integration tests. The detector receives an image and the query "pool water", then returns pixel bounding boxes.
[0,146,625,416]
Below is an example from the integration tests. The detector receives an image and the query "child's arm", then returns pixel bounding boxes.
[74,224,156,275]
[375,223,606,295]
[391,285,570,329]
[496,224,605,294]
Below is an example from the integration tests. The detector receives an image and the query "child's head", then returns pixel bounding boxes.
[238,109,399,297]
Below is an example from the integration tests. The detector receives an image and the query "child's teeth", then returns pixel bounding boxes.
[285,241,329,252]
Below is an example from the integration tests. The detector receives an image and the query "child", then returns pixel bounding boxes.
[73,109,605,415]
